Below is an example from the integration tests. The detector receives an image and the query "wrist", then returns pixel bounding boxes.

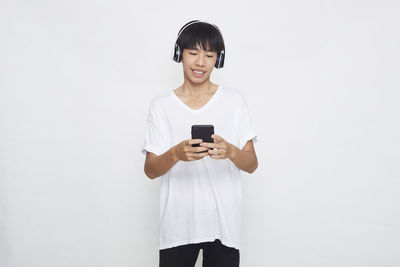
[228,143,238,159]
[170,145,179,162]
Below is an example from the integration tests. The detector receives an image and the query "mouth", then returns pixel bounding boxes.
[191,69,206,77]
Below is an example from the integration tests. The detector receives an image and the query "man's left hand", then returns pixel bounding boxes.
[200,134,236,159]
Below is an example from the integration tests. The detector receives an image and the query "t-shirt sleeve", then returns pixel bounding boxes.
[142,100,167,156]
[237,93,258,150]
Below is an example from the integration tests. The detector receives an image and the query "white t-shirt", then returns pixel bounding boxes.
[142,85,257,250]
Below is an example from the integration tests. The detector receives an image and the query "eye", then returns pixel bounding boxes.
[207,55,214,58]
[189,52,197,55]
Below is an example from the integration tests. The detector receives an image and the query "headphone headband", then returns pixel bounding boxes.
[176,20,221,40]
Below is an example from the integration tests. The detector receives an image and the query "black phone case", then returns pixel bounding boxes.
[191,125,214,147]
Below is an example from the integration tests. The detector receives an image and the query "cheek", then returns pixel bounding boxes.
[208,58,217,67]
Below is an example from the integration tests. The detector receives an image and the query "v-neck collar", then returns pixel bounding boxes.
[171,85,223,115]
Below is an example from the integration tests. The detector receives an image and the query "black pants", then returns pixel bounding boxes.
[159,239,240,267]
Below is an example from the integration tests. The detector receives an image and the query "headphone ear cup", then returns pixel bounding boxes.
[178,46,182,62]
[215,50,225,69]
[173,44,182,62]
[177,45,181,62]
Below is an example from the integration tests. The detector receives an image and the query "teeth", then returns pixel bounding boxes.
[193,70,205,74]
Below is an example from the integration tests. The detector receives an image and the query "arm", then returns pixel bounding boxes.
[144,139,209,179]
[200,135,258,174]
[228,140,258,173]
[144,148,179,179]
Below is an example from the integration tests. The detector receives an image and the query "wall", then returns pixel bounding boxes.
[0,1,399,266]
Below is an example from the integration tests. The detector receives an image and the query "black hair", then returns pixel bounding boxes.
[176,20,225,54]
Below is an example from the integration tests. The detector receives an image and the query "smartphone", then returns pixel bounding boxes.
[191,125,214,147]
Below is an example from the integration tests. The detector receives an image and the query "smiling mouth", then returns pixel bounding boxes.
[192,69,206,77]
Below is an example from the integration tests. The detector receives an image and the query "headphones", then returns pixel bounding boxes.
[172,20,225,69]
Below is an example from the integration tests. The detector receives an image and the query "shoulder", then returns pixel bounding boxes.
[148,91,173,113]
[150,91,171,106]
[146,91,173,121]
[220,85,247,103]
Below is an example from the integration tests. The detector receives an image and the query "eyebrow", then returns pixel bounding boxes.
[190,48,215,52]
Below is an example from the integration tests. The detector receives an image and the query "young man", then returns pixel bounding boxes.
[142,20,258,267]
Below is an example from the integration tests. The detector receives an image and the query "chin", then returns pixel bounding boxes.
[192,76,209,84]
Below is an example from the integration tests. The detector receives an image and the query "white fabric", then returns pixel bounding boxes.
[142,85,257,250]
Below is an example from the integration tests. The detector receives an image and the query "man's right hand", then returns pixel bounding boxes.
[172,139,209,161]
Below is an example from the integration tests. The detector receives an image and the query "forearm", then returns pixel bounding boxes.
[144,147,179,179]
[229,145,258,173]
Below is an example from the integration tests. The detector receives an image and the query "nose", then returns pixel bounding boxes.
[195,53,206,67]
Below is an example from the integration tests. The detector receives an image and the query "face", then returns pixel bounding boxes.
[181,44,218,85]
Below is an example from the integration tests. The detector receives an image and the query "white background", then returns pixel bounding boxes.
[1,1,399,266]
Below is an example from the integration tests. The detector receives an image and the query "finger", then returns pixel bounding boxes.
[201,142,223,149]
[210,153,224,159]
[207,148,218,155]
[187,151,208,158]
[212,134,223,142]
[195,146,209,152]
[208,148,225,155]
[188,139,203,145]
[187,146,208,153]
[200,142,214,148]
[188,154,208,161]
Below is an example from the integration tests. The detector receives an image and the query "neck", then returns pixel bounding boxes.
[181,78,215,97]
